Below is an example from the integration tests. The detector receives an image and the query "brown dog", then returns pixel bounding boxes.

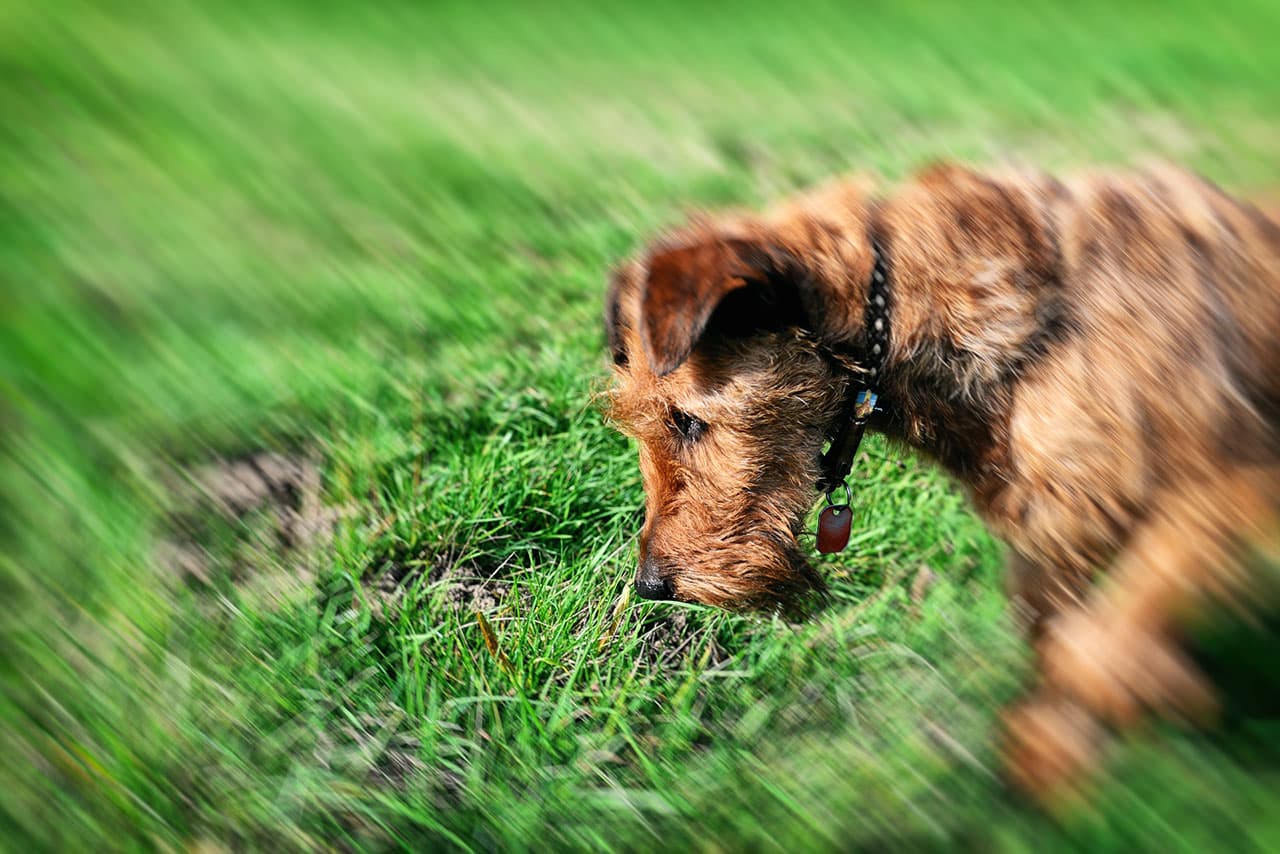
[604,163,1280,797]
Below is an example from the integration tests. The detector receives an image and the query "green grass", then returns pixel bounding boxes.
[4,0,1280,849]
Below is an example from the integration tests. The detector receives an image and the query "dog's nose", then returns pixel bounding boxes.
[635,557,675,601]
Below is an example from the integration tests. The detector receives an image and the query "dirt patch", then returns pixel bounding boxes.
[359,728,463,806]
[437,560,521,613]
[361,548,527,621]
[368,732,427,789]
[637,610,727,671]
[156,451,343,598]
[189,452,335,547]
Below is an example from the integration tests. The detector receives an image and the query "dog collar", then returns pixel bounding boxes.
[815,240,889,553]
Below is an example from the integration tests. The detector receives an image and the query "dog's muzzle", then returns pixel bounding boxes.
[634,556,676,600]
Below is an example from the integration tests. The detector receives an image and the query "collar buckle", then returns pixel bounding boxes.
[853,390,878,420]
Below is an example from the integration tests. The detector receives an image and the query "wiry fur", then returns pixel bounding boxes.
[604,162,1280,798]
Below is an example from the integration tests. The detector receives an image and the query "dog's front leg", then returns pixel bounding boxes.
[1003,550,1097,642]
[1003,463,1279,801]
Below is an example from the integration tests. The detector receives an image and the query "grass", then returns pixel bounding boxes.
[3,0,1280,849]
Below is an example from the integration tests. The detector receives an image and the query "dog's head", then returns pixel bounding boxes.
[605,191,878,609]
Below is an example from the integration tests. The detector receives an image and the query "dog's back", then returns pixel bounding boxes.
[1058,170,1280,468]
[1057,169,1280,436]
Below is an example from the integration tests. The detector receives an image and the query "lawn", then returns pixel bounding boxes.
[3,0,1280,849]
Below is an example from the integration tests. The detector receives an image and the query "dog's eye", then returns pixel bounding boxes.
[670,408,707,443]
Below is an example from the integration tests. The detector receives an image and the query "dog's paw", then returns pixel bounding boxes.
[1040,609,1219,727]
[1002,695,1105,807]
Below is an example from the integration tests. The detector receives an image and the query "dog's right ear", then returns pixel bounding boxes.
[639,237,795,376]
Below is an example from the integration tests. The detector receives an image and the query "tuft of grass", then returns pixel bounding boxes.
[3,0,1280,849]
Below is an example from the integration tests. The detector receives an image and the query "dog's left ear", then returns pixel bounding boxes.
[639,236,855,376]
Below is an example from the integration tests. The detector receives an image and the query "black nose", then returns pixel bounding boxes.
[635,557,675,601]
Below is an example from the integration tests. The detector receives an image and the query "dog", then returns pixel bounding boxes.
[604,162,1280,798]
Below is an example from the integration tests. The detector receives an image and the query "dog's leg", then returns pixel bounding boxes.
[1004,550,1098,641]
[1004,463,1278,800]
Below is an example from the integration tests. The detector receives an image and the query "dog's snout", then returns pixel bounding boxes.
[635,556,675,601]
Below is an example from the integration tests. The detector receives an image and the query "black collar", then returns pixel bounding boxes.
[817,240,890,494]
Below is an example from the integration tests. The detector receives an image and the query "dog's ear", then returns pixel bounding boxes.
[604,266,630,368]
[640,237,803,376]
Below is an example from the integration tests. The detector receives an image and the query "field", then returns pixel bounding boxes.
[4,0,1280,849]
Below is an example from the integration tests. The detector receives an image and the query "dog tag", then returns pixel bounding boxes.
[817,503,852,554]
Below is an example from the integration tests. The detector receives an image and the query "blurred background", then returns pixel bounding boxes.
[3,0,1280,849]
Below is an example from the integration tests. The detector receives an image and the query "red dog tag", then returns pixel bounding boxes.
[817,503,852,554]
